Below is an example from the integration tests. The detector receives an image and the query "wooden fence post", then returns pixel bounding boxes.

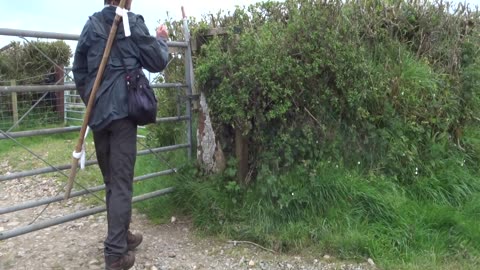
[54,66,65,120]
[235,126,249,184]
[10,80,18,125]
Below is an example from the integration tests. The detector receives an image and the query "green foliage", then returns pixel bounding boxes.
[195,0,480,183]
[146,15,192,147]
[140,0,480,268]
[146,85,186,147]
[173,157,480,268]
[132,149,185,223]
[151,0,480,269]
[146,60,186,147]
[0,40,71,84]
[0,40,71,130]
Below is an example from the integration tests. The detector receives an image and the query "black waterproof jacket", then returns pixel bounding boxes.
[72,6,169,131]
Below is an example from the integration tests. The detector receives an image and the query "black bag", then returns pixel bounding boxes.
[125,69,158,126]
[113,41,157,126]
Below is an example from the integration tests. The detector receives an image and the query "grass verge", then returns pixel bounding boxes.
[165,155,480,269]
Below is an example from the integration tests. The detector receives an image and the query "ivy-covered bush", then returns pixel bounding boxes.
[195,0,480,183]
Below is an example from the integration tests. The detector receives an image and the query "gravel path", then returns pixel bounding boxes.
[0,160,376,270]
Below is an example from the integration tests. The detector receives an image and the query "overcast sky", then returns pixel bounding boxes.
[0,0,266,48]
[0,0,479,48]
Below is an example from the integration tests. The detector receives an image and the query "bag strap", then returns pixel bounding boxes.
[115,39,129,75]
[99,13,129,75]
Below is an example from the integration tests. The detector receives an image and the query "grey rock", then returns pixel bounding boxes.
[89,259,100,265]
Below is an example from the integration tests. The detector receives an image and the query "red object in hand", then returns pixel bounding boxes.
[156,25,168,40]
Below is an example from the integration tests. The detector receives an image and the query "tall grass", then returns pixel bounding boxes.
[168,147,480,269]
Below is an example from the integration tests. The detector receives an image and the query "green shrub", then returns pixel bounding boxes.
[173,159,480,268]
[146,0,480,268]
[195,0,480,183]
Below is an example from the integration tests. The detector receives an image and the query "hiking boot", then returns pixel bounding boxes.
[127,231,143,251]
[105,251,135,270]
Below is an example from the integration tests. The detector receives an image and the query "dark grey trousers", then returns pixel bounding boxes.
[93,118,137,258]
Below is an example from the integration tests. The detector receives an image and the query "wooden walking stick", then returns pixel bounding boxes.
[64,0,129,200]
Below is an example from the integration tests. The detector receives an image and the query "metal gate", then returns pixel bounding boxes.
[0,23,195,240]
[63,67,86,125]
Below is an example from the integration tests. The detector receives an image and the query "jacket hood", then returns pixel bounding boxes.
[89,6,142,40]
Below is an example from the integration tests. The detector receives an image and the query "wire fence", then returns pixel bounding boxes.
[0,84,65,131]
[0,66,86,131]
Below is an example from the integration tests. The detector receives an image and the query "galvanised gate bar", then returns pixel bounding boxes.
[0,26,195,240]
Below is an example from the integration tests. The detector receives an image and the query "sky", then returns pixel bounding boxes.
[0,0,479,50]
[0,0,265,48]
